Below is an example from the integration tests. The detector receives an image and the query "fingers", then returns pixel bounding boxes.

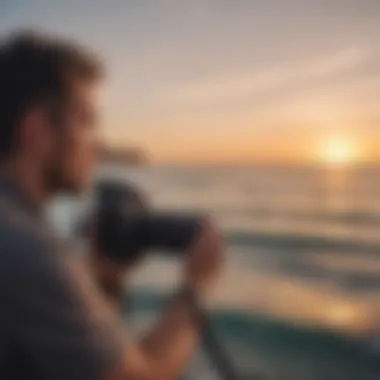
[184,218,225,295]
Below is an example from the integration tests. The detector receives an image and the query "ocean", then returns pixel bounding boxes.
[48,165,380,380]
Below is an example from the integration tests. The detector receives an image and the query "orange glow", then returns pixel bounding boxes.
[106,125,380,165]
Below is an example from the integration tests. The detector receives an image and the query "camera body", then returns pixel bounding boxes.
[93,180,203,263]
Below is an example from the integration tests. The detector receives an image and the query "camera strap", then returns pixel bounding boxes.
[176,284,242,380]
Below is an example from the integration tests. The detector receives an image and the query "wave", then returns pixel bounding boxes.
[226,230,380,256]
[226,231,380,293]
[217,207,380,227]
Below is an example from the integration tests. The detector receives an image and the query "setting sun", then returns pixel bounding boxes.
[318,138,359,166]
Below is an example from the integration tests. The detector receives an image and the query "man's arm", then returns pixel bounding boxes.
[93,220,223,380]
[107,296,201,380]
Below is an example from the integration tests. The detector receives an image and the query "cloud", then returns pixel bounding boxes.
[154,46,370,107]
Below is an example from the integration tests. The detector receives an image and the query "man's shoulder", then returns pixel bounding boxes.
[0,199,45,240]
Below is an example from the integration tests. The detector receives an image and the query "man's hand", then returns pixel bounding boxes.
[90,217,224,309]
[184,219,225,296]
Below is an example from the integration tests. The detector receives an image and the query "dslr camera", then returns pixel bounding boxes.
[86,180,205,263]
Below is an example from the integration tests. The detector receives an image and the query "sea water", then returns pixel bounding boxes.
[48,165,380,380]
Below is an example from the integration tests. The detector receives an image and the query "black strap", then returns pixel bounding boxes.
[176,285,243,380]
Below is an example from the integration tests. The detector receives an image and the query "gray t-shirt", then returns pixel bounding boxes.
[0,179,125,380]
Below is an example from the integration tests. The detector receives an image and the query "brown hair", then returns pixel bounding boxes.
[0,30,103,156]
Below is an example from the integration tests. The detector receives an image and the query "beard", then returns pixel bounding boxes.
[43,155,90,196]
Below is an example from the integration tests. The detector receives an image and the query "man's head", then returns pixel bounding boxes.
[0,31,103,196]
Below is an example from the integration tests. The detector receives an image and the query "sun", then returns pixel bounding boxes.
[318,137,359,166]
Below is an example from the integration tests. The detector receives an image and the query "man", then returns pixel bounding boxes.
[0,31,224,380]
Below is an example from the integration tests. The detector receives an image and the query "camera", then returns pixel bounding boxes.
[89,180,204,263]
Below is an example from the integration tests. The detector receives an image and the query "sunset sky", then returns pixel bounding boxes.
[1,0,380,164]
